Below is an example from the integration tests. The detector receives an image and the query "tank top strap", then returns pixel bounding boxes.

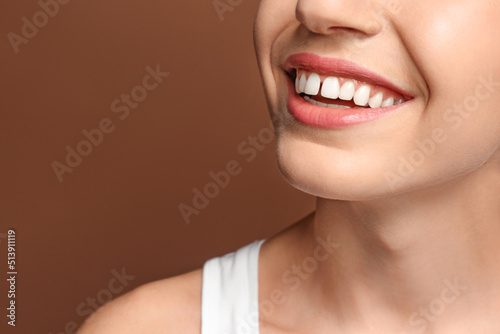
[201,239,265,334]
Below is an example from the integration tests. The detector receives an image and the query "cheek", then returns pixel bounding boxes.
[254,0,296,116]
[396,0,500,177]
[254,0,295,59]
[398,0,500,88]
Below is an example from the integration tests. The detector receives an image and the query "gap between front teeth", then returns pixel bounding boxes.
[296,71,405,108]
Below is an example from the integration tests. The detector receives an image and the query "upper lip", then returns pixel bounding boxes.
[283,53,414,99]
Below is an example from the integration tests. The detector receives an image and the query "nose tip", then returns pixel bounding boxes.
[295,0,383,37]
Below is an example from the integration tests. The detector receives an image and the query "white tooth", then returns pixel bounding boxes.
[339,80,355,100]
[303,95,316,104]
[381,97,395,107]
[303,95,324,107]
[295,74,300,93]
[299,73,307,93]
[327,104,351,109]
[303,95,350,108]
[304,73,321,95]
[353,85,371,107]
[394,98,404,105]
[321,76,340,99]
[368,92,383,108]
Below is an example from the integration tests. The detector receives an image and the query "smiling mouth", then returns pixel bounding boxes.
[282,53,415,128]
[291,69,410,109]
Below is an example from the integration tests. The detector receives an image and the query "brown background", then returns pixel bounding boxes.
[1,1,314,333]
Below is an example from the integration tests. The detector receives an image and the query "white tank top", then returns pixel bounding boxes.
[201,239,266,334]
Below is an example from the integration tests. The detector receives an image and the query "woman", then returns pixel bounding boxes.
[79,0,500,333]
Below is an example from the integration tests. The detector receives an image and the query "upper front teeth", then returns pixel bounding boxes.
[295,71,406,108]
[304,73,320,95]
[353,85,371,106]
[321,77,340,99]
[369,92,383,108]
[339,80,355,100]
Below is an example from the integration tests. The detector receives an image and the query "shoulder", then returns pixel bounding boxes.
[77,268,203,334]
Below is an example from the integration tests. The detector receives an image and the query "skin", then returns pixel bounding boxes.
[79,0,500,333]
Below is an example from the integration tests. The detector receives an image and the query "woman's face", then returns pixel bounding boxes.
[253,0,500,200]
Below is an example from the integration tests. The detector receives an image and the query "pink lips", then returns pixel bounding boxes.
[284,53,414,128]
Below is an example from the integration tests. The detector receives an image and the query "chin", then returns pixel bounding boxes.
[276,142,389,202]
[274,133,449,202]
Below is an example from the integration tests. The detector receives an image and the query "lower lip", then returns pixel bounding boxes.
[286,77,407,128]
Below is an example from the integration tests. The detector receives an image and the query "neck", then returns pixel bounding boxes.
[305,160,500,331]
